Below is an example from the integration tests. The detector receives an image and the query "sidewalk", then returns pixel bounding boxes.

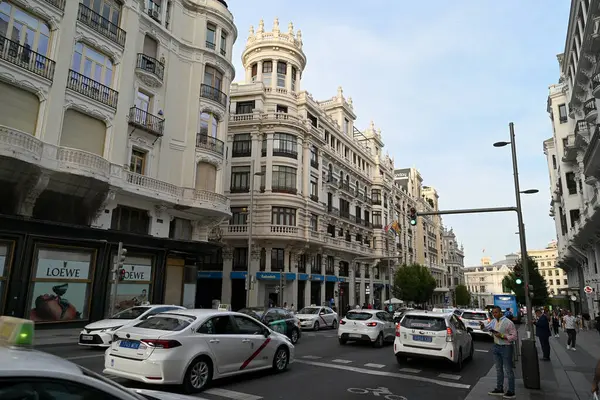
[465,326,597,399]
[34,328,81,346]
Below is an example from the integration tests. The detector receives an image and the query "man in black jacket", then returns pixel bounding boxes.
[535,309,552,360]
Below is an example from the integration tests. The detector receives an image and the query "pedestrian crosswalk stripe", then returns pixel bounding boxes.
[301,355,322,359]
[437,373,462,381]
[331,359,353,364]
[203,388,263,400]
[364,363,385,369]
[399,368,421,373]
[475,349,489,353]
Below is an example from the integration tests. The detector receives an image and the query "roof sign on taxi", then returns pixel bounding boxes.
[0,316,34,347]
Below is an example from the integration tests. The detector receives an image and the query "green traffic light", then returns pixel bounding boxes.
[410,219,417,226]
[515,278,522,285]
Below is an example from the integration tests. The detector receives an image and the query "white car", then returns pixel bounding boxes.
[394,310,474,370]
[295,306,338,330]
[79,305,186,347]
[459,309,493,337]
[103,309,294,393]
[337,309,396,347]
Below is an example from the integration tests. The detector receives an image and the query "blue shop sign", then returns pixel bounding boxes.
[284,273,296,281]
[374,283,384,289]
[197,271,223,279]
[310,274,324,282]
[297,273,309,281]
[325,275,338,282]
[230,271,247,280]
[256,272,296,281]
[338,277,346,283]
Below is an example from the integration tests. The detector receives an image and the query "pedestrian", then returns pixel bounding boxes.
[564,310,577,351]
[479,305,518,398]
[534,309,551,361]
[595,313,600,335]
[552,313,561,337]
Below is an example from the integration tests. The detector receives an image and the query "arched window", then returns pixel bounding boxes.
[204,65,223,90]
[71,42,114,86]
[0,2,51,56]
[328,164,333,181]
[198,111,218,138]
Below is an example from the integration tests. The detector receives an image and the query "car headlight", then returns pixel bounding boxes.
[100,326,122,332]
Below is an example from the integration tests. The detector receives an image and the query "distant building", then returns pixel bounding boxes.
[464,254,518,307]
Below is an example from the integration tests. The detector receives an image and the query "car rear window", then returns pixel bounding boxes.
[461,312,489,320]
[345,312,373,321]
[401,315,446,331]
[134,314,195,331]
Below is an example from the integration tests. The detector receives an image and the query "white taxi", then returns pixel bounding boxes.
[295,305,338,330]
[459,309,493,337]
[0,316,195,399]
[79,305,185,347]
[104,309,294,393]
[394,310,474,370]
[338,309,396,347]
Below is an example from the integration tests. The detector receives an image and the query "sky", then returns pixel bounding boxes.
[226,0,570,266]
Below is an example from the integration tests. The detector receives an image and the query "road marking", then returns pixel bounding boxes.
[301,355,322,359]
[332,359,353,364]
[325,335,336,338]
[364,363,386,369]
[475,349,489,353]
[295,360,471,389]
[306,333,316,337]
[204,388,263,400]
[399,368,422,373]
[65,354,105,360]
[438,373,462,380]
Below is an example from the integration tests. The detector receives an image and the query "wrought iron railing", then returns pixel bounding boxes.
[0,35,55,80]
[77,3,126,46]
[136,54,164,80]
[67,69,118,108]
[44,0,65,10]
[128,107,164,136]
[200,83,227,106]
[196,133,225,155]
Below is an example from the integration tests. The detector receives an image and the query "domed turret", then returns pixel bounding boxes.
[241,18,307,92]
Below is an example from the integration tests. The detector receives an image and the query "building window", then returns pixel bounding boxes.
[206,23,216,49]
[344,119,350,135]
[310,214,318,231]
[558,104,567,123]
[107,253,153,316]
[372,189,382,205]
[129,148,146,175]
[135,91,152,113]
[232,133,251,157]
[71,42,113,86]
[198,112,218,138]
[230,207,248,225]
[373,211,382,228]
[310,177,318,201]
[271,248,284,272]
[565,172,577,195]
[310,145,318,168]
[262,61,272,86]
[276,104,288,113]
[230,166,250,193]
[0,2,51,57]
[291,66,297,91]
[204,65,223,90]
[277,61,287,87]
[251,64,257,82]
[232,248,247,271]
[146,0,161,20]
[272,207,296,226]
[28,246,95,323]
[0,242,13,314]
[83,0,121,26]
[272,165,297,193]
[220,30,227,56]
[273,133,297,158]
[552,155,557,169]
[111,206,149,234]
[236,101,254,114]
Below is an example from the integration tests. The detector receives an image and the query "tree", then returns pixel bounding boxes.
[392,264,436,305]
[454,284,471,306]
[502,256,549,306]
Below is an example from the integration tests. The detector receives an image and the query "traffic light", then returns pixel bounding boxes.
[514,264,523,285]
[408,208,417,226]
[118,268,127,281]
[116,242,127,281]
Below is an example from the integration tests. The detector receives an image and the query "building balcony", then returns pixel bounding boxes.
[196,133,225,156]
[128,107,164,136]
[44,0,65,9]
[562,134,577,162]
[584,98,598,123]
[584,126,600,177]
[575,120,591,148]
[135,54,164,86]
[67,70,118,109]
[0,35,56,81]
[77,3,126,47]
[200,84,227,107]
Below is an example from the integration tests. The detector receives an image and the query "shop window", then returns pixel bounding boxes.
[28,246,95,323]
[106,254,153,316]
[0,242,13,313]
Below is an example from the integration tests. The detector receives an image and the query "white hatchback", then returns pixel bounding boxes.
[103,309,294,393]
[394,311,474,370]
[459,310,493,338]
[338,309,396,347]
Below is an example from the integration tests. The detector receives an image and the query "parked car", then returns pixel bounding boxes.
[295,306,338,331]
[238,307,301,344]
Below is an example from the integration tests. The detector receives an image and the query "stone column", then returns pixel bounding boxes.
[286,62,293,91]
[248,244,261,307]
[320,255,326,305]
[295,69,301,92]
[359,264,366,306]
[265,246,272,271]
[369,265,375,305]
[245,66,252,82]
[257,60,263,82]
[304,275,311,306]
[148,205,170,237]
[290,251,300,309]
[221,247,233,304]
[334,260,340,309]
[265,132,274,191]
[302,140,310,198]
[271,60,278,89]
[349,264,356,307]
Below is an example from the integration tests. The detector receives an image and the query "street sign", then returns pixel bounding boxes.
[584,286,594,294]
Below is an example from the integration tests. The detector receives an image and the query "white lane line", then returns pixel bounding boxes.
[438,373,462,381]
[332,359,353,364]
[324,335,336,338]
[364,363,386,369]
[475,349,489,353]
[399,368,422,373]
[301,355,322,359]
[295,360,471,389]
[204,388,263,400]
[306,333,316,337]
[65,354,105,360]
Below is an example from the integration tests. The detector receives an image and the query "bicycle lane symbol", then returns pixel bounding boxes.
[347,387,407,400]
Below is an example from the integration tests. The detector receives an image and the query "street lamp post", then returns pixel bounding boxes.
[245,159,265,308]
[494,122,540,390]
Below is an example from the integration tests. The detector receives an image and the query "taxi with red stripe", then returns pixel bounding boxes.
[295,305,338,331]
[103,309,294,394]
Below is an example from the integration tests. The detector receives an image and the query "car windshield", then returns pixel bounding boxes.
[134,314,195,331]
[78,366,146,399]
[401,315,446,331]
[111,306,150,320]
[298,307,320,314]
[345,312,372,321]
[239,308,266,319]
[461,312,489,320]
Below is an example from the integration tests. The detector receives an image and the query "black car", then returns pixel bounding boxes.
[239,307,301,344]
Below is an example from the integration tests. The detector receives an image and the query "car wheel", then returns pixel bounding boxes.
[373,332,384,348]
[272,346,289,372]
[313,321,320,331]
[182,356,212,394]
[339,338,347,345]
[467,341,474,361]
[332,319,338,329]
[454,349,463,371]
[290,328,299,344]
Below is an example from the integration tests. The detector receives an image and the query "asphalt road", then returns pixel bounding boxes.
[37,329,496,400]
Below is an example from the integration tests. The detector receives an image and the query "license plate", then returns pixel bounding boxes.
[119,340,140,349]
[81,335,93,341]
[469,322,479,326]
[350,333,362,338]
[412,335,432,342]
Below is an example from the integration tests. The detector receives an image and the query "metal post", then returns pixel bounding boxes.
[108,242,122,317]
[279,273,284,307]
[246,160,255,308]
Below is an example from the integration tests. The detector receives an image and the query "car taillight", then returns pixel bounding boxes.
[339,320,346,325]
[141,339,182,349]
[365,322,377,327]
[446,327,453,342]
[395,324,400,337]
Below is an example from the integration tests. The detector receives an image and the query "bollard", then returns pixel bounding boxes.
[520,338,540,389]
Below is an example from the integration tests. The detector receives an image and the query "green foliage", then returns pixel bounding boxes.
[392,264,437,304]
[454,284,471,306]
[502,256,549,306]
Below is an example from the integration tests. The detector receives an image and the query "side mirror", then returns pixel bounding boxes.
[263,329,270,338]
[319,311,325,315]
